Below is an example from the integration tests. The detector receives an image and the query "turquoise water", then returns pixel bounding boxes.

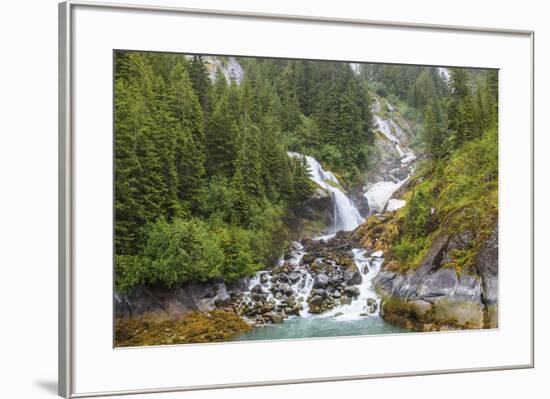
[232,315,410,342]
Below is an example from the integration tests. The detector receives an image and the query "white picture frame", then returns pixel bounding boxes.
[59,1,534,397]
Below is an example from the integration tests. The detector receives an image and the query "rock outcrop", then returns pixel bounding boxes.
[115,279,248,320]
[373,227,498,331]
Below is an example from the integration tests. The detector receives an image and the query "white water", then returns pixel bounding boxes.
[374,115,400,144]
[438,67,451,83]
[374,113,416,166]
[324,249,384,320]
[206,56,244,84]
[289,152,363,232]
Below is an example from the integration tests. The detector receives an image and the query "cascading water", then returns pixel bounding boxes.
[288,152,363,232]
[324,249,384,320]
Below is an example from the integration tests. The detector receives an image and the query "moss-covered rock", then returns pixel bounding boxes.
[114,309,251,347]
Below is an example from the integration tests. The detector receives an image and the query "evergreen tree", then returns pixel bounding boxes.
[188,56,211,117]
[167,63,206,214]
[205,89,238,178]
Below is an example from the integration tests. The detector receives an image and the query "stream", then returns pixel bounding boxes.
[233,111,415,341]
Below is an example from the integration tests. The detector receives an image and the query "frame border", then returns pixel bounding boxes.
[59,1,535,397]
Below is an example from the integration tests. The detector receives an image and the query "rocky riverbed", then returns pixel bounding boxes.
[234,232,381,326]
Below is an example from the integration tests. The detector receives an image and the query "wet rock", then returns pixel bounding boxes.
[340,296,352,305]
[309,305,322,314]
[251,292,265,302]
[313,273,329,289]
[251,284,263,294]
[281,283,293,296]
[344,286,360,298]
[277,273,290,283]
[260,273,269,284]
[344,270,363,285]
[308,295,324,307]
[293,302,303,311]
[313,288,327,299]
[329,275,342,286]
[333,291,341,299]
[289,271,302,283]
[266,312,284,323]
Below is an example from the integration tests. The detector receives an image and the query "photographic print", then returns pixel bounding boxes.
[113,51,498,347]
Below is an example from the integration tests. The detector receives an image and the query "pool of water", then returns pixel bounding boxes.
[232,315,410,342]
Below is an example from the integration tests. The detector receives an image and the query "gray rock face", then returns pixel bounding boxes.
[293,188,334,226]
[115,280,246,319]
[418,268,459,298]
[374,226,498,329]
[476,227,498,305]
[214,287,232,307]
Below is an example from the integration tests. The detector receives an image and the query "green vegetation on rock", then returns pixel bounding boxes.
[357,67,498,276]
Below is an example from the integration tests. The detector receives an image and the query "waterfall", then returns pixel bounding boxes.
[288,152,363,232]
[206,56,244,84]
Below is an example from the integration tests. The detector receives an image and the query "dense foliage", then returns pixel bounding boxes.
[114,52,380,291]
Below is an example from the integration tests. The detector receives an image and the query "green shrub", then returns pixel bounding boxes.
[393,238,425,264]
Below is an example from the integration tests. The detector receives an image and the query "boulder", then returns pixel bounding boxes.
[313,273,329,289]
[344,270,363,285]
[289,271,302,283]
[213,287,232,307]
[251,284,263,294]
[260,273,269,284]
[313,288,327,299]
[266,312,284,323]
[344,286,360,298]
[340,296,352,305]
[280,282,293,296]
[308,295,324,307]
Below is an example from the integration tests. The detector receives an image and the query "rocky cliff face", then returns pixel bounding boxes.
[289,187,334,237]
[115,279,249,320]
[373,227,498,331]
